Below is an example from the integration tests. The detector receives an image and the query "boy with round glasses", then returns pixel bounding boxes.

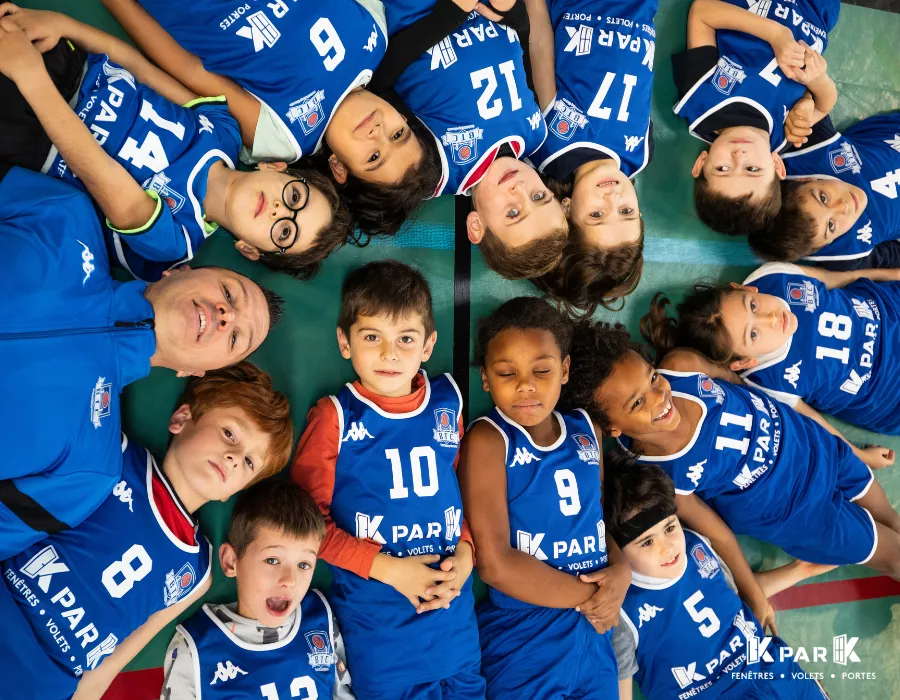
[0,4,349,281]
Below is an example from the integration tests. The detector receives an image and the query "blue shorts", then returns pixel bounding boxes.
[358,663,486,700]
[477,602,618,700]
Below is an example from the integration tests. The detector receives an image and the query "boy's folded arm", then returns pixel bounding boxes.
[71,575,211,700]
[290,398,383,579]
[523,0,556,111]
[457,422,597,608]
[100,0,260,147]
[687,0,788,50]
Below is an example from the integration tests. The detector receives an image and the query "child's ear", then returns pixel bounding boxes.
[560,355,571,385]
[168,403,193,434]
[234,240,261,261]
[328,155,349,184]
[466,211,485,244]
[336,327,352,359]
[561,197,571,217]
[219,543,239,579]
[730,357,759,371]
[605,426,623,439]
[772,152,787,180]
[691,151,709,179]
[480,367,490,392]
[175,370,206,378]
[256,161,289,172]
[421,330,438,362]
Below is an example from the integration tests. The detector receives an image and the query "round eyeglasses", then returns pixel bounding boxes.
[270,177,310,255]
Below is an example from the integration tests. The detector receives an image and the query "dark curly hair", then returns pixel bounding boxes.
[473,296,573,368]
[256,167,352,280]
[749,180,819,261]
[558,320,649,430]
[603,448,677,540]
[694,170,782,237]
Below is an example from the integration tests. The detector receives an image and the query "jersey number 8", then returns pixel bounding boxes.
[101,544,153,598]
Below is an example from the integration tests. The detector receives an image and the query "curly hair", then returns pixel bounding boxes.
[640,287,735,365]
[256,167,352,280]
[694,170,782,237]
[558,320,649,430]
[473,296,573,368]
[749,180,819,261]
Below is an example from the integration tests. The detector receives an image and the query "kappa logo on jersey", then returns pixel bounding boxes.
[163,563,196,608]
[637,603,663,628]
[671,662,706,689]
[198,114,215,134]
[787,280,819,312]
[829,142,863,175]
[286,90,326,135]
[857,220,873,245]
[886,134,900,154]
[697,376,725,405]
[511,447,541,466]
[355,512,386,543]
[21,545,70,593]
[445,506,462,540]
[442,125,483,165]
[113,481,134,512]
[305,630,336,671]
[572,434,600,464]
[690,543,720,579]
[624,135,645,153]
[143,172,186,214]
[429,36,458,70]
[784,360,802,389]
[343,421,374,442]
[548,99,588,142]
[564,24,593,56]
[235,11,280,52]
[91,376,112,429]
[712,56,746,95]
[433,408,460,447]
[210,660,247,685]
[686,460,706,489]
[517,530,548,560]
[77,239,95,285]
[733,463,768,490]
[363,24,378,52]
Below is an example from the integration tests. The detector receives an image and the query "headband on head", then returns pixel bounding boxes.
[611,504,678,549]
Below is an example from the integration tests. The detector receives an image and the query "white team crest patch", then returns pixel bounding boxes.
[442,125,483,165]
[548,98,588,142]
[571,433,599,464]
[829,141,863,175]
[163,563,196,607]
[433,408,460,447]
[305,630,336,671]
[697,376,725,404]
[786,280,818,312]
[712,56,746,95]
[91,376,113,428]
[690,543,720,579]
[143,171,185,214]
[286,90,326,135]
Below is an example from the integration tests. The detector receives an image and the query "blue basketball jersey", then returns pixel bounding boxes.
[178,591,337,698]
[138,0,386,161]
[673,0,839,152]
[741,263,900,435]
[475,408,607,609]
[326,371,481,689]
[782,113,900,263]
[47,54,241,281]
[621,530,811,699]
[392,12,546,195]
[534,0,657,178]
[1,437,211,685]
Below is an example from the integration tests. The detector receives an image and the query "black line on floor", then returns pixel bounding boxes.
[453,195,472,424]
[842,0,900,14]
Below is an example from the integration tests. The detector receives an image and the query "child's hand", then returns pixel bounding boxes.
[755,598,777,636]
[855,445,895,470]
[768,26,805,81]
[793,44,828,87]
[374,553,456,610]
[0,4,67,53]
[416,541,474,613]
[784,94,815,148]
[575,561,631,633]
[0,20,45,84]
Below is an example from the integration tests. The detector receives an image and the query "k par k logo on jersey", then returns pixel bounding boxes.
[747,634,862,666]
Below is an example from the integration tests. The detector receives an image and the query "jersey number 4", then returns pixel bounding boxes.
[261,677,318,700]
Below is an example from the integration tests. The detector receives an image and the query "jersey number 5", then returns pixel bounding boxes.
[684,590,721,638]
[261,677,318,700]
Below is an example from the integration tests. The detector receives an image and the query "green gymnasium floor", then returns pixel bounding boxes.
[22,0,900,696]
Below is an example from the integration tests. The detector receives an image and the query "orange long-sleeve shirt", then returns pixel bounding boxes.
[290,373,473,579]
